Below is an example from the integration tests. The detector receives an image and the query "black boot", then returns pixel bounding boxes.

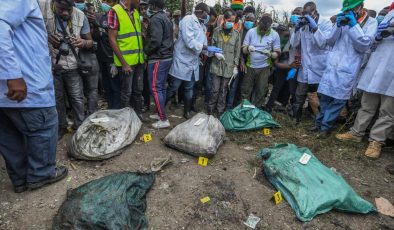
[191,95,198,113]
[184,98,192,119]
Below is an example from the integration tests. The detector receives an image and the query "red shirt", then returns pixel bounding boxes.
[107,1,136,30]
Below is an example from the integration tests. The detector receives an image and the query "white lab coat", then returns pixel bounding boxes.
[316,17,377,100]
[290,18,333,84]
[357,10,394,97]
[169,14,207,81]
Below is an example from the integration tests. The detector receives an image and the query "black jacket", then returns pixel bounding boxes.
[144,11,174,60]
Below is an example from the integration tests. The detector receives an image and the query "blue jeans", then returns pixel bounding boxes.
[316,94,347,132]
[54,69,85,129]
[0,107,58,187]
[167,75,195,103]
[148,60,172,120]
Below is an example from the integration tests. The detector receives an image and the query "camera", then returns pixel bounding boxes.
[340,17,350,26]
[381,27,394,38]
[58,36,72,56]
[298,17,309,27]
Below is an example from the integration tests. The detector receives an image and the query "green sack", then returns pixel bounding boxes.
[53,172,155,230]
[258,144,376,221]
[220,100,280,132]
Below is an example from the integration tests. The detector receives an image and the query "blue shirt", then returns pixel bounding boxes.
[243,28,281,69]
[0,0,55,108]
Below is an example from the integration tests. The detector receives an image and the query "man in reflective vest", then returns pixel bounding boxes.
[108,0,146,120]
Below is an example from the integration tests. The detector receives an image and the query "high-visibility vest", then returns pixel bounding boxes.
[112,4,144,66]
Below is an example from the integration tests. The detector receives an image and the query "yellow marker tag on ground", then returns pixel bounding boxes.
[198,157,208,166]
[263,128,271,136]
[200,196,210,203]
[274,191,283,205]
[143,134,152,143]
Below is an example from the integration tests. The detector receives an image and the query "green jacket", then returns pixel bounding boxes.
[210,27,241,78]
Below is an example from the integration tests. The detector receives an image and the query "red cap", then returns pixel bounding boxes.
[390,2,394,11]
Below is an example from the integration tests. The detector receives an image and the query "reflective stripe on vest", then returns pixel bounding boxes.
[112,4,144,66]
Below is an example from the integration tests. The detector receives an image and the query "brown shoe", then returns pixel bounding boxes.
[365,141,382,159]
[335,132,362,143]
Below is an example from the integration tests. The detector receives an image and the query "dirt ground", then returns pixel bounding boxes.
[0,102,393,230]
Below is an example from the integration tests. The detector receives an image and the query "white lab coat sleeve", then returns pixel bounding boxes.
[313,20,334,49]
[290,29,301,48]
[348,21,377,54]
[181,18,203,53]
[325,26,342,47]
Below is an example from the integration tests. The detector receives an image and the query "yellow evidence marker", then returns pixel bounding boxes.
[263,128,271,136]
[198,156,208,166]
[200,196,210,203]
[274,191,283,205]
[143,134,152,143]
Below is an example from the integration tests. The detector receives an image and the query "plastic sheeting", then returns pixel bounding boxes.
[258,143,376,221]
[69,108,142,160]
[220,100,280,132]
[53,172,155,230]
[164,113,225,158]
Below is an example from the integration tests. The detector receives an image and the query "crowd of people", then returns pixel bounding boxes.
[0,0,393,193]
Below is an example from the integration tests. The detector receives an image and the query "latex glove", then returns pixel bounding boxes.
[375,22,390,41]
[336,12,346,28]
[248,45,256,53]
[286,68,297,80]
[215,52,225,61]
[207,46,223,53]
[305,15,318,30]
[233,67,239,76]
[110,64,118,78]
[345,11,357,28]
[271,52,279,59]
[377,22,390,32]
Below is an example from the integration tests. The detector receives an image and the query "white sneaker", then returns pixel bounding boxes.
[149,114,160,120]
[152,120,170,129]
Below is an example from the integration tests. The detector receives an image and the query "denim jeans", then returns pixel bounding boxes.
[0,107,58,186]
[316,94,347,132]
[111,64,143,113]
[54,69,85,128]
[148,60,172,120]
[99,61,115,108]
[167,74,195,103]
[82,55,99,115]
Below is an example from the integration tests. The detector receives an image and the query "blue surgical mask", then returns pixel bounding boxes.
[147,8,153,18]
[376,15,385,25]
[225,21,234,29]
[101,3,111,13]
[244,21,254,30]
[75,3,86,11]
[203,15,210,25]
[290,15,299,24]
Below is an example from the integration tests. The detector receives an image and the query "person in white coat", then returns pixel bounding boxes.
[312,0,377,137]
[290,1,333,123]
[167,3,221,119]
[336,9,394,159]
